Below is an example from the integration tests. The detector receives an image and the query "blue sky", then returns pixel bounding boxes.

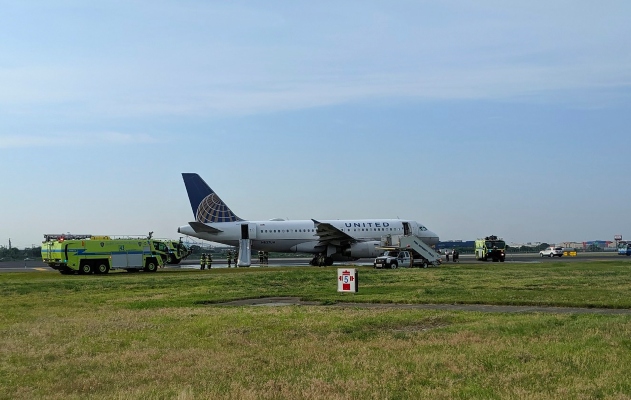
[2,1,630,248]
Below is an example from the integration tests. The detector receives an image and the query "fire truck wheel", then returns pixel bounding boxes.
[79,262,93,274]
[144,260,158,272]
[95,262,109,274]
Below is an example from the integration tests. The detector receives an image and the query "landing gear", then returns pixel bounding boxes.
[310,254,334,267]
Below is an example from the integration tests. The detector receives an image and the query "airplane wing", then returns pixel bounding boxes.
[312,219,357,246]
[188,222,223,234]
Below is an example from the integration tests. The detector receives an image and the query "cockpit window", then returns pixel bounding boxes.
[419,226,428,231]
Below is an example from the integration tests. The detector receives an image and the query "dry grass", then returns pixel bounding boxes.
[2,264,631,398]
[2,305,631,399]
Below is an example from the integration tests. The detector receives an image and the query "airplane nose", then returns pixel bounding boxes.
[427,231,439,245]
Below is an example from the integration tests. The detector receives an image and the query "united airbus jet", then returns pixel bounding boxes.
[178,173,439,266]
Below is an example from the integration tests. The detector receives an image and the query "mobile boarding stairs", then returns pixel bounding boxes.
[381,234,442,267]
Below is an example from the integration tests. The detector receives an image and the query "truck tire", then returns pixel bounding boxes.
[390,262,398,269]
[95,261,110,274]
[79,261,93,274]
[144,259,158,272]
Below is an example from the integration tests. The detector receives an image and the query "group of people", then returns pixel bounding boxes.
[199,250,270,269]
[445,249,459,262]
[225,250,238,267]
[199,253,213,270]
[258,251,269,266]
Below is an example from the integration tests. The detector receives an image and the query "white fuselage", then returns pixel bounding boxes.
[178,219,439,254]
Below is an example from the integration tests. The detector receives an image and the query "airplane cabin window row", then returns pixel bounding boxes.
[260,228,403,233]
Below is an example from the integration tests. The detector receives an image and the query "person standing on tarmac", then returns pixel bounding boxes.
[200,253,206,270]
[263,251,269,266]
[453,249,459,263]
[207,253,212,269]
[258,251,264,265]
[226,251,232,268]
[233,251,238,268]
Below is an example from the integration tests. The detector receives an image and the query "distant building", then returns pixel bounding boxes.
[437,240,474,250]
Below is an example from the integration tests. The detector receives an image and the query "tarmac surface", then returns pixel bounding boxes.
[0,252,626,272]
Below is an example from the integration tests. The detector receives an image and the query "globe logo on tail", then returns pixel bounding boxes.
[195,193,242,223]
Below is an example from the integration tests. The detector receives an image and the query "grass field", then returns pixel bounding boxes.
[2,261,631,399]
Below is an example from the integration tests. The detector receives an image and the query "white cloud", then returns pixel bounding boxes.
[0,1,630,117]
[0,132,161,149]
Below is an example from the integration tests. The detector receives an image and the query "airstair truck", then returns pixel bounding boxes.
[41,234,167,274]
[374,234,442,268]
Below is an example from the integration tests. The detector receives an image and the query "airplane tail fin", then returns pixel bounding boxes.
[182,173,243,223]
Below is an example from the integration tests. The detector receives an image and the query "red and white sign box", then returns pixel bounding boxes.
[337,268,358,293]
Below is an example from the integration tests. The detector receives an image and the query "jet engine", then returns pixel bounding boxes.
[343,241,382,258]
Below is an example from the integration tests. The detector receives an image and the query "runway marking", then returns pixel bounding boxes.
[34,268,48,271]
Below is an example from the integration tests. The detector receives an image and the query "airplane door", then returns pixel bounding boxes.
[403,222,410,236]
[239,223,258,240]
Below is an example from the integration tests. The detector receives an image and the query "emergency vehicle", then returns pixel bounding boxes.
[474,235,506,262]
[41,234,168,274]
[373,250,429,268]
[160,239,192,264]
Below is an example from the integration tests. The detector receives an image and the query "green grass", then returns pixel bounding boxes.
[2,261,631,399]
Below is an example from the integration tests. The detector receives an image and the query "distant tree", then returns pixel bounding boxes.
[30,247,41,257]
[538,243,550,251]
[189,245,202,255]
[587,243,602,252]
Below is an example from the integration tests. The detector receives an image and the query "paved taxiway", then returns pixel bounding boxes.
[0,252,626,273]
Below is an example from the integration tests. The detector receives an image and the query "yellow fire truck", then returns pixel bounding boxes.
[474,235,506,262]
[41,234,168,274]
[157,239,192,264]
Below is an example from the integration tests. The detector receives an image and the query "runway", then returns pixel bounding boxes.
[1,252,626,273]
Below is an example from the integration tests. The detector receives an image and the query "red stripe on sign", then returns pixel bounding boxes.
[343,283,350,291]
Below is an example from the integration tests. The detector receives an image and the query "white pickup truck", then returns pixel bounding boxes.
[374,250,427,269]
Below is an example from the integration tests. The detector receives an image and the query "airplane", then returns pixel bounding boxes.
[177,173,439,266]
